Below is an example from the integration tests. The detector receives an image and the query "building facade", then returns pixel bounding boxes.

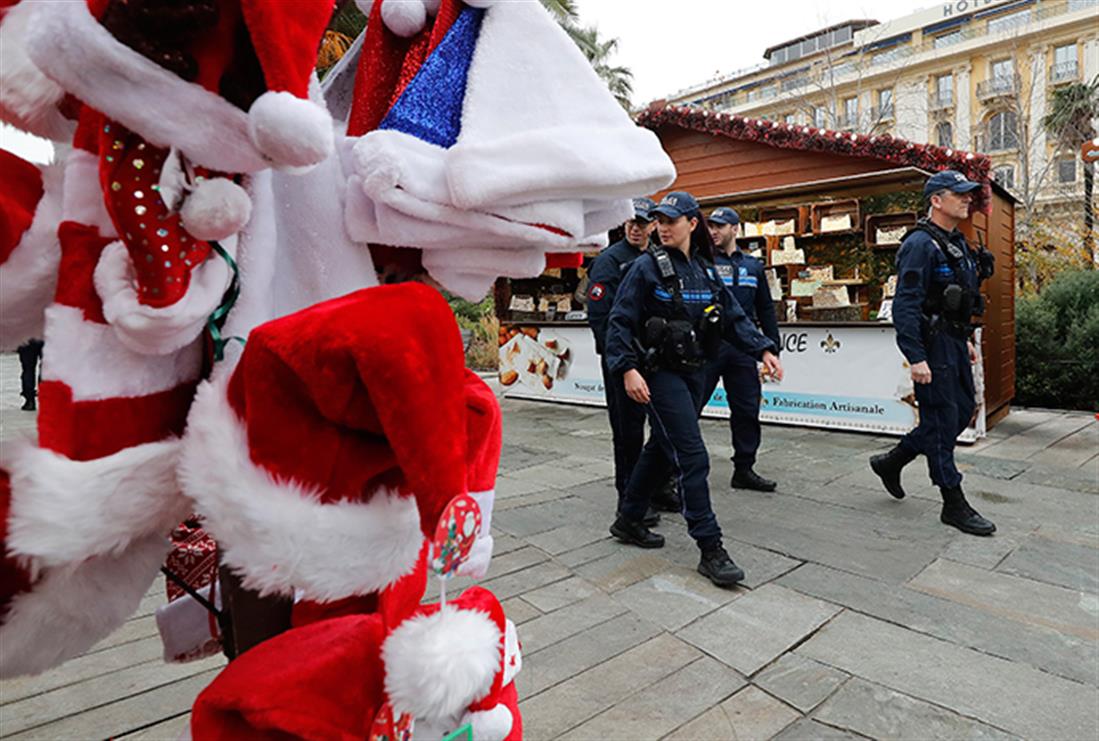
[662,0,1098,232]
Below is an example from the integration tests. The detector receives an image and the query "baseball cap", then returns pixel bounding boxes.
[631,197,656,222]
[650,191,701,219]
[923,169,981,198]
[709,207,740,226]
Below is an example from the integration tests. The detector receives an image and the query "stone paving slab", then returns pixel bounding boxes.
[666,684,800,741]
[677,584,842,676]
[995,531,1099,593]
[612,569,740,632]
[814,677,1019,741]
[796,611,1099,740]
[753,653,850,713]
[773,717,867,740]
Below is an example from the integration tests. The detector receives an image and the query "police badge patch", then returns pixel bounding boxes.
[589,283,606,301]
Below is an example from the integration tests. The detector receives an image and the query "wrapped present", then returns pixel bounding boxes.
[164,519,218,602]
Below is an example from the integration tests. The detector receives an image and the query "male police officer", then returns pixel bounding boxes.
[588,198,678,522]
[703,207,782,491]
[869,170,996,536]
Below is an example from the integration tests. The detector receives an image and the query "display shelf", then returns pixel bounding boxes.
[811,199,861,234]
[759,205,811,236]
[865,212,917,248]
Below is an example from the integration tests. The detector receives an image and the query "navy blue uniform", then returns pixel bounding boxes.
[605,248,777,550]
[702,250,781,468]
[587,239,648,501]
[892,224,979,488]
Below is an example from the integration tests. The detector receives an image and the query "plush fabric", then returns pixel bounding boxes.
[0,0,73,141]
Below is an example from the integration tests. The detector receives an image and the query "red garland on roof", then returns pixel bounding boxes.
[638,104,993,211]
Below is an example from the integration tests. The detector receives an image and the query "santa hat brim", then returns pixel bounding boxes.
[24,3,269,173]
[0,158,62,351]
[180,372,426,602]
[0,533,168,679]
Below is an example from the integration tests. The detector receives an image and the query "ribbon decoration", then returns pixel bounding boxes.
[206,240,245,361]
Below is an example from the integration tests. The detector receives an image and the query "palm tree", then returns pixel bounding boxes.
[1043,76,1099,262]
[539,0,634,110]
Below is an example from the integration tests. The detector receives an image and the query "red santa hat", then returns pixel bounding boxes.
[0,148,61,350]
[457,370,502,578]
[180,283,473,603]
[24,0,335,172]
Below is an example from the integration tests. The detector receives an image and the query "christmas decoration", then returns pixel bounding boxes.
[638,104,993,212]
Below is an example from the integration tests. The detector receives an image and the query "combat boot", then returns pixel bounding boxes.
[697,545,745,587]
[940,486,996,536]
[731,467,776,492]
[643,506,661,527]
[652,478,682,512]
[610,516,665,549]
[869,443,917,499]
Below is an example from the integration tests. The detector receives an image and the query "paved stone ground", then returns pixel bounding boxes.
[1,352,1097,740]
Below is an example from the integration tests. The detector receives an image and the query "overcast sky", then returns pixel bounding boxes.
[577,0,932,104]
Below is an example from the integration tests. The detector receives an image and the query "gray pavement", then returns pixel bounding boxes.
[1,351,1097,739]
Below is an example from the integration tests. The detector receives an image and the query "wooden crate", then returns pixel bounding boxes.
[811,200,861,234]
[865,212,917,248]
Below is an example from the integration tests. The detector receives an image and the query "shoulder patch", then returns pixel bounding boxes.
[588,283,606,301]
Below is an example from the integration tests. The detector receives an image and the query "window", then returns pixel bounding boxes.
[987,9,1031,34]
[814,106,828,128]
[878,88,894,117]
[1069,0,1097,10]
[1057,159,1077,183]
[1054,44,1076,66]
[784,112,797,124]
[993,165,1015,189]
[873,47,903,66]
[934,30,964,48]
[844,96,858,125]
[990,58,1014,82]
[936,74,953,105]
[986,111,1018,151]
[936,121,954,149]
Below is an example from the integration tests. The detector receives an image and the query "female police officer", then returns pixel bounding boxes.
[604,191,783,587]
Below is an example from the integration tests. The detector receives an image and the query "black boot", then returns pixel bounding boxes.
[643,506,661,527]
[698,545,745,587]
[652,478,682,512]
[20,396,35,412]
[940,486,996,536]
[869,444,917,499]
[610,515,665,549]
[731,467,776,492]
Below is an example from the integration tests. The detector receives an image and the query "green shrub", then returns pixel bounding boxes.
[1014,269,1099,411]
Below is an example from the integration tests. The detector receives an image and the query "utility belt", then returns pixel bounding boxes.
[924,284,980,340]
[636,307,723,374]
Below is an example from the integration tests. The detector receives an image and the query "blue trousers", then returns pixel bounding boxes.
[900,334,975,488]
[701,345,762,468]
[620,369,723,551]
[600,355,646,502]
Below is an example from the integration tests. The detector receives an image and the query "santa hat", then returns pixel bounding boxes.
[24,0,335,172]
[180,283,474,602]
[0,148,62,350]
[457,370,502,579]
[342,0,671,298]
[0,0,75,141]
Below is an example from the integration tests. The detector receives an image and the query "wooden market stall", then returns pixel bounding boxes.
[494,104,1016,439]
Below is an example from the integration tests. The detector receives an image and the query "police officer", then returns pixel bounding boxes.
[869,170,996,536]
[587,198,676,524]
[703,207,782,492]
[605,191,783,587]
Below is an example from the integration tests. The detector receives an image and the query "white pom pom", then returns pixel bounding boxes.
[180,178,252,241]
[381,0,427,37]
[248,91,334,169]
[354,0,375,13]
[464,0,500,7]
[423,0,441,14]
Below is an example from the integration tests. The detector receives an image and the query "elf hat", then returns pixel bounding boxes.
[180,283,474,602]
[25,0,335,172]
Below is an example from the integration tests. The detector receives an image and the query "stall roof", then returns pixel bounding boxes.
[637,103,994,208]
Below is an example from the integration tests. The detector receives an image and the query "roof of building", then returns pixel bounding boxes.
[763,19,878,59]
[637,103,995,209]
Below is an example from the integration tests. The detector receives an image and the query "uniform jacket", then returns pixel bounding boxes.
[893,221,978,365]
[586,239,645,354]
[712,249,781,356]
[604,247,777,376]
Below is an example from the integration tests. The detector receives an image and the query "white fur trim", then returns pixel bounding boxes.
[383,606,502,723]
[502,619,520,685]
[41,304,203,399]
[0,159,62,351]
[62,148,117,238]
[93,240,231,356]
[0,1,72,141]
[25,3,269,173]
[0,533,168,679]
[248,91,334,170]
[423,0,441,15]
[179,374,424,601]
[180,177,252,242]
[464,706,513,741]
[422,248,546,301]
[3,437,188,565]
[381,0,427,37]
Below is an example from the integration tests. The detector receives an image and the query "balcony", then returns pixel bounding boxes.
[1050,60,1079,85]
[977,74,1020,101]
[929,93,954,112]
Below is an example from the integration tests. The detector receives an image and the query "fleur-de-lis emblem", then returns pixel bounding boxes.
[821,333,841,353]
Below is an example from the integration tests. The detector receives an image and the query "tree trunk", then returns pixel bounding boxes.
[1085,161,1096,265]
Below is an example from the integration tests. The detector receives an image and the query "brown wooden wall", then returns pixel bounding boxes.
[964,189,1016,415]
[654,126,898,199]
